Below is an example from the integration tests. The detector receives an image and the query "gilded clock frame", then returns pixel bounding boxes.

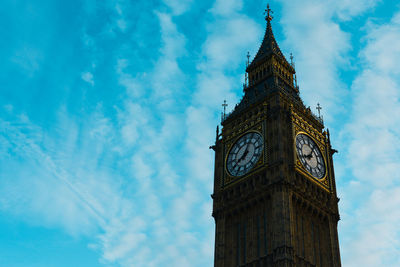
[292,112,330,191]
[294,131,328,175]
[223,124,266,186]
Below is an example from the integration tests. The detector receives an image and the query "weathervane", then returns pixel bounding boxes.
[264,4,273,22]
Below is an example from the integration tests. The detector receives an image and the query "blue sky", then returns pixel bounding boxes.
[1,0,400,266]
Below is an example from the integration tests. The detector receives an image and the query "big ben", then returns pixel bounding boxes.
[211,4,341,267]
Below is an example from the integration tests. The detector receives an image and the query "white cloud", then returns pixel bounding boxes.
[150,11,187,107]
[116,59,145,98]
[117,18,127,31]
[202,16,260,72]
[183,0,262,193]
[100,217,147,262]
[2,1,217,267]
[210,0,243,16]
[340,9,400,266]
[117,101,148,146]
[0,105,186,265]
[0,109,116,236]
[12,46,42,76]
[344,188,400,266]
[3,104,13,113]
[334,0,379,21]
[82,71,94,86]
[91,8,214,266]
[268,2,400,266]
[278,0,352,121]
[361,20,400,75]
[162,0,193,15]
[114,1,129,32]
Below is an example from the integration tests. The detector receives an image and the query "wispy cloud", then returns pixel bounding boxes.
[0,106,117,236]
[278,0,379,122]
[11,46,43,77]
[279,0,348,121]
[340,10,400,266]
[274,2,400,266]
[184,0,260,189]
[92,4,213,266]
[162,0,194,16]
[82,71,94,86]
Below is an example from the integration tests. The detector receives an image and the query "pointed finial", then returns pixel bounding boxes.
[264,3,273,22]
[245,52,250,89]
[290,53,295,67]
[316,103,322,118]
[222,100,228,121]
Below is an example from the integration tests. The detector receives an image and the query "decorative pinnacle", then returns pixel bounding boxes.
[245,52,250,89]
[222,100,228,121]
[290,53,294,66]
[264,3,273,22]
[316,103,322,118]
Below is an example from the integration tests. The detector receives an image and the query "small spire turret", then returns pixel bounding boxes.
[223,3,301,123]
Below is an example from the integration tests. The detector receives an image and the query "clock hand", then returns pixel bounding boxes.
[302,152,313,160]
[241,149,250,161]
[237,144,249,162]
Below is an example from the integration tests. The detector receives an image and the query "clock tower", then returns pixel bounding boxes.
[211,5,341,267]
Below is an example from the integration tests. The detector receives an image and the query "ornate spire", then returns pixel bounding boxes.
[247,3,291,72]
[226,3,300,123]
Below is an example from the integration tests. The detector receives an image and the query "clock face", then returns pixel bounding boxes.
[295,133,326,179]
[226,132,263,177]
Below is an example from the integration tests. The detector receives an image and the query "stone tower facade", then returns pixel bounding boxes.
[211,5,341,267]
